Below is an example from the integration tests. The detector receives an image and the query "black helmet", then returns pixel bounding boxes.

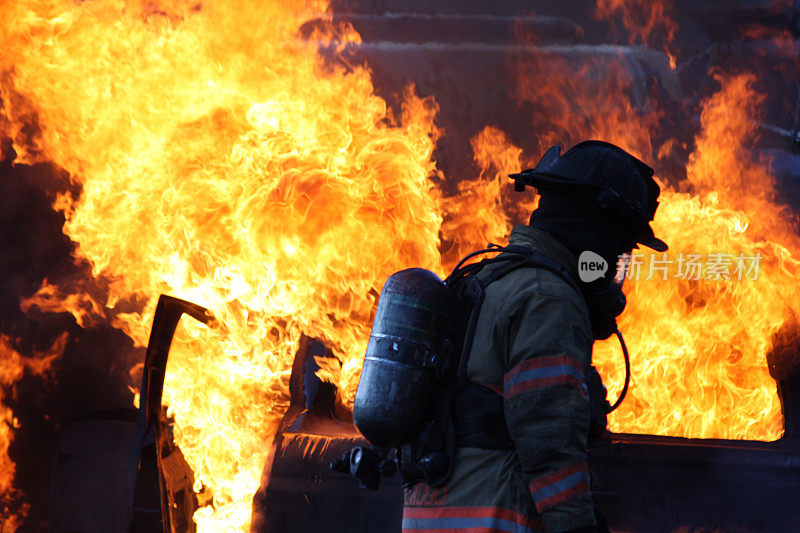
[510,140,667,252]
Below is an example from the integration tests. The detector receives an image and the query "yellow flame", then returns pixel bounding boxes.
[592,73,792,440]
[2,1,441,528]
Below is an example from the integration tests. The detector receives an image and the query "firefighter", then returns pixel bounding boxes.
[401,141,667,533]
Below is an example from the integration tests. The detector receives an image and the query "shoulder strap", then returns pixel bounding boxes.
[447,244,584,386]
[495,248,583,297]
[448,244,582,298]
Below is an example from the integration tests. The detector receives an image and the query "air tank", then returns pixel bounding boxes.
[353,268,451,448]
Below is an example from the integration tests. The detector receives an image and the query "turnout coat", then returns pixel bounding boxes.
[402,226,598,533]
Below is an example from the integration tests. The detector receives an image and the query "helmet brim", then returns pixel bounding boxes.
[637,227,668,252]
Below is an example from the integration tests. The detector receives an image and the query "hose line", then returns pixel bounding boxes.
[608,328,631,413]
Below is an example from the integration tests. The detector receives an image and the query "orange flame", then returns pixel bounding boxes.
[440,126,538,266]
[510,46,671,164]
[507,16,793,439]
[21,280,107,329]
[594,0,678,49]
[573,72,793,440]
[0,333,65,528]
[444,64,792,441]
[1,1,441,528]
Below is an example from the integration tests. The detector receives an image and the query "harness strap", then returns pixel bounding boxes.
[450,246,583,384]
[448,245,582,301]
[480,246,582,296]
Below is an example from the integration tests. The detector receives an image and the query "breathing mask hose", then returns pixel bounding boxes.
[607,329,630,413]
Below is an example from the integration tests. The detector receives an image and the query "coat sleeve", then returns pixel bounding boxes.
[502,287,596,533]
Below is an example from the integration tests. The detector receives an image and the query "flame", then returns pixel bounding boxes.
[594,0,678,49]
[507,6,795,438]
[595,73,798,440]
[21,280,107,329]
[509,46,670,163]
[2,1,440,528]
[313,355,342,386]
[440,126,538,265]
[0,333,65,528]
[445,64,793,441]
[1,0,798,529]
[511,58,792,438]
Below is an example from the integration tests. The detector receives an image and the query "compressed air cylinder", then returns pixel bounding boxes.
[353,268,451,448]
